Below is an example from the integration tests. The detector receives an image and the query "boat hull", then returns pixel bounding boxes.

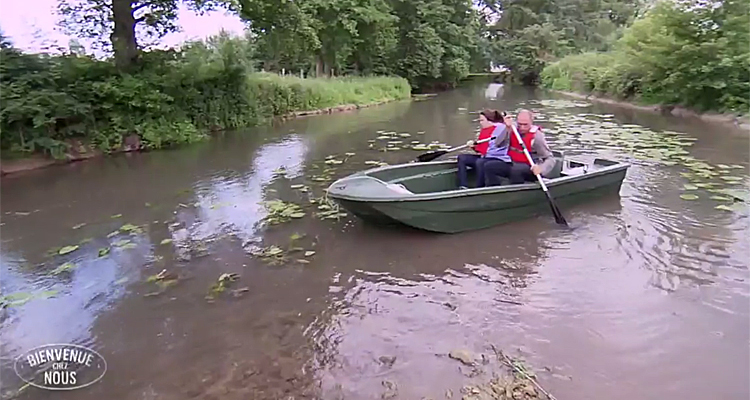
[327,158,629,233]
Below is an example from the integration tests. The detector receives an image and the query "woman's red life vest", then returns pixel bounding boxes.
[473,125,494,156]
[509,125,540,164]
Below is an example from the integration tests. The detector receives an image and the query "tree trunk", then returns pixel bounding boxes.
[111,0,139,71]
[315,55,324,78]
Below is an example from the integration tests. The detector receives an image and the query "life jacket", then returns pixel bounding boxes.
[509,125,540,164]
[473,125,494,156]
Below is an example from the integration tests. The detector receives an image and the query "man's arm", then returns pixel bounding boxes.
[532,131,556,176]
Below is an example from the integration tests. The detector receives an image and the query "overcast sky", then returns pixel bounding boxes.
[0,0,247,54]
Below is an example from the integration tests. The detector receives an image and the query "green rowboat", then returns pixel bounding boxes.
[325,152,630,233]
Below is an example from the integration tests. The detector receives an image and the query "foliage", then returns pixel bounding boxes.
[57,0,233,69]
[487,0,642,84]
[236,0,482,90]
[540,0,750,114]
[0,33,410,157]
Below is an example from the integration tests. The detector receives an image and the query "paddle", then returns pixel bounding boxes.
[509,124,568,226]
[415,136,494,163]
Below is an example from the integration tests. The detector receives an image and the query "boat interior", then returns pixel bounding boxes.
[365,151,619,195]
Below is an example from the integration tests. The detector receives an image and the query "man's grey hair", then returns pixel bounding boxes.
[517,109,534,121]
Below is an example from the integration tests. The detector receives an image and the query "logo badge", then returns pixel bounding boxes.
[14,344,107,391]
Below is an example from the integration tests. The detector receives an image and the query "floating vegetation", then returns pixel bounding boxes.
[314,196,348,220]
[1,290,59,308]
[51,262,76,275]
[248,232,317,266]
[98,247,110,257]
[144,269,180,297]
[58,245,79,256]
[111,214,122,219]
[249,245,287,265]
[206,273,240,300]
[260,200,306,225]
[72,223,86,230]
[680,194,699,201]
[119,223,143,234]
[160,238,173,245]
[113,239,133,248]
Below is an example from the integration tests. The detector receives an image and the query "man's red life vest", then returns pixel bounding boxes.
[509,125,540,164]
[473,126,494,156]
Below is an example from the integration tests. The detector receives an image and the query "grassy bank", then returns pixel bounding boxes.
[539,0,749,117]
[0,34,411,166]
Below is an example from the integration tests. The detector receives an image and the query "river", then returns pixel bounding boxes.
[1,82,748,400]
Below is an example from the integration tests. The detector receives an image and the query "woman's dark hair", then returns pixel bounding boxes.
[480,109,506,123]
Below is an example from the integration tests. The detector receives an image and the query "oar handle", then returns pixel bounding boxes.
[444,135,496,153]
[509,124,550,192]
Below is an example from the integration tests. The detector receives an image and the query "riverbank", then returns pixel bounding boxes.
[0,94,411,177]
[551,90,750,131]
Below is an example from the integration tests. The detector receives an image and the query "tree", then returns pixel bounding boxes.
[57,0,235,70]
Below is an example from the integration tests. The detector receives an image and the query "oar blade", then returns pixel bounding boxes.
[545,192,568,226]
[415,150,447,162]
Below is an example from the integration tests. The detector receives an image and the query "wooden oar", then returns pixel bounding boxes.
[415,136,494,163]
[509,124,568,226]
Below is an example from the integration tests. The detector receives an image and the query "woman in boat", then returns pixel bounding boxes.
[484,109,556,186]
[475,111,514,187]
[457,109,504,189]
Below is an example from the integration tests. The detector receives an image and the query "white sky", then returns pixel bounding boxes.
[0,0,247,54]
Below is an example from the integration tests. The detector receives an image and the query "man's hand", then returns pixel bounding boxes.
[503,115,513,127]
[531,164,542,175]
[466,140,475,147]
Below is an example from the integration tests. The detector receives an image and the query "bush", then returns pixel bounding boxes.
[539,0,750,115]
[0,35,411,158]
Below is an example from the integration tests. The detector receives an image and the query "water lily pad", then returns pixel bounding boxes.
[710,195,733,201]
[58,245,79,255]
[51,262,76,275]
[720,176,743,181]
[376,136,390,140]
[290,212,305,218]
[715,204,734,211]
[304,251,316,257]
[119,223,140,232]
[297,259,311,264]
[683,184,698,190]
[160,238,173,245]
[680,194,699,200]
[694,182,714,188]
[98,247,110,257]
[111,214,122,219]
[717,164,731,169]
[399,133,411,137]
[113,239,132,247]
[365,160,381,165]
[345,152,356,156]
[290,184,304,189]
[72,223,86,230]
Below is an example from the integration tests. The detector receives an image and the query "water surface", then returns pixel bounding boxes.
[1,83,748,400]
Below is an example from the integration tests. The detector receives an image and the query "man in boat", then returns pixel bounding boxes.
[484,109,557,185]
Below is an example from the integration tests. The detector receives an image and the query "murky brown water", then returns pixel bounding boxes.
[1,83,748,400]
